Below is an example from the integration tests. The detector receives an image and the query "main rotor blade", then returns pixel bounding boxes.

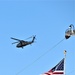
[12,42,19,44]
[25,35,36,40]
[27,36,34,39]
[11,37,21,41]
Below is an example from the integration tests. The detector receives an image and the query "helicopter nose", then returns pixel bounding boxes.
[16,45,19,48]
[16,44,21,48]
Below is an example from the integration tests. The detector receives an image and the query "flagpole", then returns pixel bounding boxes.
[64,50,67,75]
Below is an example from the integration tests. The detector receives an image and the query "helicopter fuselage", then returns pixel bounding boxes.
[16,40,33,48]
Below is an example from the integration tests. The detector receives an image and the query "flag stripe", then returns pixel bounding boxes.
[53,72,64,74]
[41,58,64,75]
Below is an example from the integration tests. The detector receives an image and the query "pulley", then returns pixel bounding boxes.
[65,24,75,39]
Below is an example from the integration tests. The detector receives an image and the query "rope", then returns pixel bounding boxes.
[16,38,65,75]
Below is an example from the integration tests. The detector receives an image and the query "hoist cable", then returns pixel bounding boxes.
[16,38,65,75]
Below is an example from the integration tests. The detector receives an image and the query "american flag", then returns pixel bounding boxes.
[41,58,64,75]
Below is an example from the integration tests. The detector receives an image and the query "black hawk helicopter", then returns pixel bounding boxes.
[11,35,36,48]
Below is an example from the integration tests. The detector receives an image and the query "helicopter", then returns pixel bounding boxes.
[11,35,36,48]
[65,24,75,39]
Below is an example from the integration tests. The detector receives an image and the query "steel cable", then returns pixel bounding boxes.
[16,38,65,75]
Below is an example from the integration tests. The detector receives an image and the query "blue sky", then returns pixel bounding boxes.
[0,0,75,75]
